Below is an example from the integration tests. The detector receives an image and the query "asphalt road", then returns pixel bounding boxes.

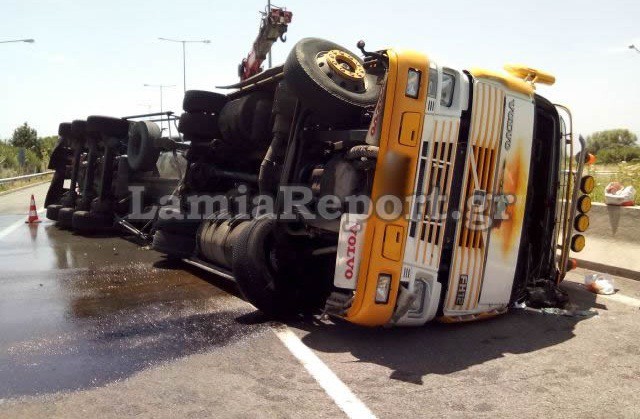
[0,183,639,418]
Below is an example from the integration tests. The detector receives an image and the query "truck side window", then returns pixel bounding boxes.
[441,72,455,107]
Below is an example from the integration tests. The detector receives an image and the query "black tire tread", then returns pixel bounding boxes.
[152,230,196,259]
[87,115,130,139]
[183,90,228,114]
[72,210,113,234]
[232,217,299,318]
[178,112,221,141]
[46,204,63,221]
[127,121,161,172]
[57,207,75,229]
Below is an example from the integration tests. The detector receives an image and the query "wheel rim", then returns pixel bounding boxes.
[316,49,367,93]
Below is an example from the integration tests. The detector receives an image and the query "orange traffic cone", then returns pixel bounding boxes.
[25,194,41,224]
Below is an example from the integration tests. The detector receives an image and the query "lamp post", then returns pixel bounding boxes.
[629,44,640,54]
[144,84,175,130]
[158,38,211,92]
[0,39,35,44]
[267,0,272,69]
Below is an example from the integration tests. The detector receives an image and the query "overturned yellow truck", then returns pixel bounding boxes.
[329,47,591,326]
[153,38,593,327]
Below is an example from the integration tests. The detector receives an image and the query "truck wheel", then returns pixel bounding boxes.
[232,216,299,318]
[178,112,221,142]
[57,207,75,229]
[58,122,73,140]
[127,121,161,172]
[71,119,87,138]
[87,116,130,139]
[72,210,113,234]
[284,37,381,123]
[183,90,228,114]
[46,204,63,221]
[152,230,195,259]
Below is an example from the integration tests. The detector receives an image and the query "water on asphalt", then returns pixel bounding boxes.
[0,220,268,398]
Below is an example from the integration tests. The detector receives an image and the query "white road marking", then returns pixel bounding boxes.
[600,292,640,308]
[273,326,376,419]
[0,209,46,241]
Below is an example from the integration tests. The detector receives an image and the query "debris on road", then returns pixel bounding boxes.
[604,182,636,206]
[585,273,616,295]
[513,302,598,318]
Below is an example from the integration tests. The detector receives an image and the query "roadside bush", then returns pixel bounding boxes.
[596,146,640,164]
[0,137,54,178]
[0,142,20,172]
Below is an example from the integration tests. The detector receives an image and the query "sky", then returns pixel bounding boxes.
[1,0,639,140]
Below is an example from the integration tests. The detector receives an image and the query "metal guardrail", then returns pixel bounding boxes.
[0,171,54,185]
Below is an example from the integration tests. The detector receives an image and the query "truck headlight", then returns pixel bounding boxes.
[375,274,392,304]
[405,69,421,99]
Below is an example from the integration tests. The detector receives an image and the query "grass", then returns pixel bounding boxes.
[585,162,640,205]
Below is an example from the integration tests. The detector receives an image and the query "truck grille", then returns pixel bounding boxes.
[447,81,505,310]
[410,119,460,268]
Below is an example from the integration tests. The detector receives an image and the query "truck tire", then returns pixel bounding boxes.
[58,122,73,138]
[57,207,75,229]
[46,204,63,221]
[152,230,196,259]
[183,90,228,114]
[178,112,221,142]
[232,216,299,318]
[87,116,130,139]
[154,215,202,236]
[72,210,113,234]
[71,119,87,139]
[284,37,381,123]
[127,121,161,172]
[218,91,273,149]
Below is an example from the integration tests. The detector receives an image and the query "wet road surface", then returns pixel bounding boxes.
[0,217,269,397]
[1,183,639,418]
[0,182,51,231]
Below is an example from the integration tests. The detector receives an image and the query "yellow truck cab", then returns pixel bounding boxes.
[331,49,591,326]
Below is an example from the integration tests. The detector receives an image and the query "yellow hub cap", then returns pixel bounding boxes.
[325,50,366,81]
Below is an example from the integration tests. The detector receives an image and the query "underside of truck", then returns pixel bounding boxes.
[153,37,384,317]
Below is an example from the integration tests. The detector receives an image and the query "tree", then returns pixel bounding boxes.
[586,129,638,155]
[10,123,40,157]
[597,146,640,164]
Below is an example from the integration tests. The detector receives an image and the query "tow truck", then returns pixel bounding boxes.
[238,5,292,80]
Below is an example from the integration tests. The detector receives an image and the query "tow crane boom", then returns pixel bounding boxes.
[238,5,292,80]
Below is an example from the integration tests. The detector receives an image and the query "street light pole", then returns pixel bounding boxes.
[267,0,272,69]
[182,41,186,94]
[144,84,175,130]
[0,39,35,44]
[629,44,640,54]
[158,37,211,93]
